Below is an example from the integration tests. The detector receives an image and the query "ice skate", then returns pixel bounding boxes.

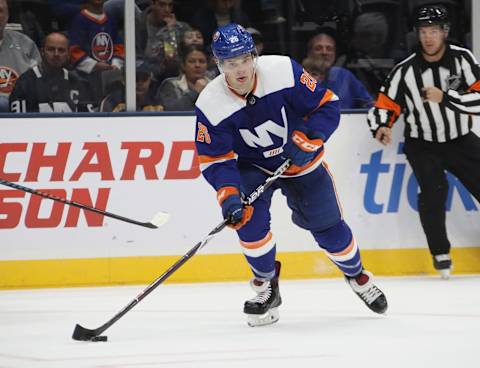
[433,254,452,280]
[244,261,282,327]
[346,269,388,314]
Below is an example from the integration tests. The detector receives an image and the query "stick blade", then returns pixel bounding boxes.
[149,211,170,228]
[72,324,102,341]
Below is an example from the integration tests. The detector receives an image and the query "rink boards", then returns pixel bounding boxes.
[1,114,479,288]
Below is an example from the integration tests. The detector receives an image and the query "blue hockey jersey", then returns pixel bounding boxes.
[195,55,340,191]
[69,9,124,68]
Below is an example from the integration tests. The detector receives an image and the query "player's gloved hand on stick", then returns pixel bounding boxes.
[217,186,254,230]
[282,130,324,167]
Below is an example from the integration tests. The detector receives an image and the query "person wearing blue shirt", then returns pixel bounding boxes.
[305,30,373,109]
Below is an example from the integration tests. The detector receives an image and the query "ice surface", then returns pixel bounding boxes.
[1,275,479,368]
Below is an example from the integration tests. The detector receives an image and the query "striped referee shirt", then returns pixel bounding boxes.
[367,44,480,142]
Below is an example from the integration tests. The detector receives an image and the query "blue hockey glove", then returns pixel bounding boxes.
[282,130,324,167]
[217,186,253,230]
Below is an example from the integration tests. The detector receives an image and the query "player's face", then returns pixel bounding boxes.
[418,25,447,57]
[42,34,69,69]
[222,54,255,94]
[182,50,208,81]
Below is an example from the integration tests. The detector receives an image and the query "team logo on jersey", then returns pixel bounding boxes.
[239,106,288,158]
[0,66,19,94]
[91,32,114,62]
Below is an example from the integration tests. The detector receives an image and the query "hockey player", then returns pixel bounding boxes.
[367,6,480,279]
[9,32,94,113]
[194,23,388,327]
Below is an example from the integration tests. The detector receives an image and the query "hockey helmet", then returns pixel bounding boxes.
[211,23,256,60]
[414,5,450,31]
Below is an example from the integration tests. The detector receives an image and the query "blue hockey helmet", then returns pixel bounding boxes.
[211,23,256,60]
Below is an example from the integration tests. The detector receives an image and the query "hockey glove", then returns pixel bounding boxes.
[282,130,324,167]
[217,186,254,230]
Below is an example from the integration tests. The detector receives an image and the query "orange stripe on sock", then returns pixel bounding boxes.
[240,232,273,250]
[331,238,355,257]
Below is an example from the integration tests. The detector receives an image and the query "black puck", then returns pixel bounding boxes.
[91,335,108,342]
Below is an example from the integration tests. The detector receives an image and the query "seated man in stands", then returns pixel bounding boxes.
[9,32,94,113]
[0,0,41,111]
[305,29,373,109]
[100,61,164,112]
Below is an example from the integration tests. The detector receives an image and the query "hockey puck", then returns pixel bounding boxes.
[91,335,108,342]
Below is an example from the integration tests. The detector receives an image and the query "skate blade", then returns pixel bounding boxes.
[246,308,279,327]
[439,269,451,280]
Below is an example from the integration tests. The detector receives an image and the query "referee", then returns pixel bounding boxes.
[367,5,480,279]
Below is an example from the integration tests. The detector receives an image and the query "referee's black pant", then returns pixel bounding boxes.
[403,132,480,256]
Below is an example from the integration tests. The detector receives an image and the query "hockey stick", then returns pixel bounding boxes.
[72,159,291,342]
[0,179,170,229]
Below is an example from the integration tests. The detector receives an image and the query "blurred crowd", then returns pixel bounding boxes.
[0,0,471,113]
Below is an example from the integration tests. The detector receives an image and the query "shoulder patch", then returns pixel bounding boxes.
[196,122,211,144]
[300,70,317,92]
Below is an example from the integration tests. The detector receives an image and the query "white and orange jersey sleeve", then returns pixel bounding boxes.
[286,59,341,143]
[194,85,242,190]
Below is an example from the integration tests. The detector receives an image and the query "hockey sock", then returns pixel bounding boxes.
[240,231,277,280]
[312,220,363,277]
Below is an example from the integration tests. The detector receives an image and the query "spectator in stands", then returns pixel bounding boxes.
[0,0,41,112]
[182,27,219,80]
[338,12,395,96]
[9,32,94,113]
[69,0,124,103]
[136,0,191,83]
[182,28,204,47]
[100,61,164,112]
[192,0,249,43]
[305,30,373,109]
[156,44,210,111]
